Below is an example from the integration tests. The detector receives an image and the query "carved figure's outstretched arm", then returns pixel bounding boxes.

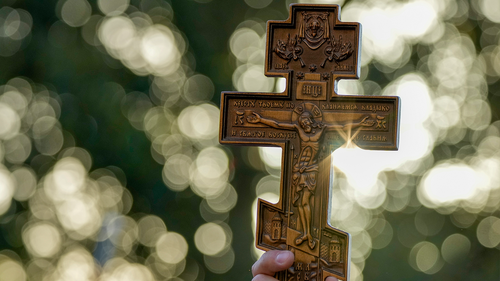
[247,112,295,130]
[343,116,375,129]
[324,122,343,131]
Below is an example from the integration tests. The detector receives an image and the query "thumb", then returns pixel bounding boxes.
[252,250,294,277]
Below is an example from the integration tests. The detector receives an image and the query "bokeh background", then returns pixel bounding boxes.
[0,0,499,280]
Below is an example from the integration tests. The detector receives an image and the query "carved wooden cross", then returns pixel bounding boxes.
[219,4,400,281]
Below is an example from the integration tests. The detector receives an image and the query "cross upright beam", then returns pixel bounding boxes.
[219,4,400,281]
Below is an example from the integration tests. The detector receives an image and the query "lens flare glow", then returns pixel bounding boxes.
[177,103,219,142]
[60,0,92,27]
[344,0,440,66]
[155,232,188,264]
[0,168,14,215]
[476,216,500,248]
[0,257,26,281]
[0,102,21,140]
[194,222,227,256]
[419,162,482,207]
[98,12,184,76]
[23,222,62,258]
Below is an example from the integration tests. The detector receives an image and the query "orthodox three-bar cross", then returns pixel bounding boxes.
[219,4,400,281]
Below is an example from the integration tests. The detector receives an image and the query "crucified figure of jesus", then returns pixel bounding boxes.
[247,104,375,250]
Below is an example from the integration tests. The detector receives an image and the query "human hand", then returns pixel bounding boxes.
[247,112,261,123]
[251,250,338,281]
[360,116,375,127]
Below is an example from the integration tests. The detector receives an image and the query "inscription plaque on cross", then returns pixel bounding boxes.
[219,4,400,281]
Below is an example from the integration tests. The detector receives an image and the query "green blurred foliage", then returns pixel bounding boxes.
[0,0,499,280]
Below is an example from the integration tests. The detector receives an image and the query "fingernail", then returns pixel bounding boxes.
[276,251,292,265]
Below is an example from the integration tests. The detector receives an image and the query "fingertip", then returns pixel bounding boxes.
[252,250,295,277]
[275,251,294,266]
[325,277,338,281]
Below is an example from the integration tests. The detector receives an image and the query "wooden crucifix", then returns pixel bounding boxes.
[219,4,400,281]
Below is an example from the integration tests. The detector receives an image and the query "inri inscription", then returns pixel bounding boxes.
[219,4,400,281]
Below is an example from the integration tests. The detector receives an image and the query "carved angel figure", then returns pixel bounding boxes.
[274,34,305,67]
[321,35,354,67]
